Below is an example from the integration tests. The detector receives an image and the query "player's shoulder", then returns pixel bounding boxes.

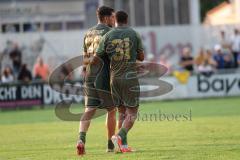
[84,25,97,36]
[121,27,137,34]
[96,24,113,32]
[102,28,115,37]
[124,27,140,38]
[106,28,116,34]
[88,25,98,32]
[130,27,139,36]
[127,27,135,31]
[103,25,112,31]
[102,26,112,35]
[88,24,111,36]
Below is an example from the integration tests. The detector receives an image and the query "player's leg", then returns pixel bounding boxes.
[79,107,97,141]
[106,107,116,152]
[77,107,97,155]
[122,106,138,131]
[118,106,126,129]
[77,81,99,155]
[111,78,139,153]
[112,106,138,152]
[117,106,129,148]
[95,57,117,152]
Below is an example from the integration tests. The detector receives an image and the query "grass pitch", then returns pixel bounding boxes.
[0,97,240,160]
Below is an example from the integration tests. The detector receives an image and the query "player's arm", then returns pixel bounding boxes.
[91,55,100,65]
[137,51,145,62]
[91,34,107,65]
[136,32,145,62]
[82,34,91,72]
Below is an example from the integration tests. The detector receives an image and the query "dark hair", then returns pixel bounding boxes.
[3,68,9,77]
[21,64,27,70]
[97,6,114,22]
[234,28,239,34]
[3,66,12,76]
[115,11,128,24]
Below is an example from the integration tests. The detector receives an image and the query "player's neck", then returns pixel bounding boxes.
[98,21,107,26]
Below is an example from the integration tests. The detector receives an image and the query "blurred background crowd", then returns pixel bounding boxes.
[0,41,74,83]
[178,28,240,76]
[1,28,239,83]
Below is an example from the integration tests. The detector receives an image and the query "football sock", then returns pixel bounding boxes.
[108,139,114,149]
[118,128,128,145]
[122,136,128,146]
[79,132,86,144]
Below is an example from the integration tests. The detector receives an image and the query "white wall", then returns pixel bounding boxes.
[0,0,85,15]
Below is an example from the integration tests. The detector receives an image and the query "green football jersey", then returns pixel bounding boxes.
[83,24,111,77]
[96,26,144,78]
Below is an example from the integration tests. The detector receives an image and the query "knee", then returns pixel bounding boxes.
[86,108,97,115]
[81,108,97,120]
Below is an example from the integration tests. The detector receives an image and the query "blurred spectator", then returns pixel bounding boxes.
[238,53,240,66]
[224,54,234,69]
[205,49,217,67]
[213,45,233,69]
[179,47,194,72]
[33,57,49,81]
[219,31,231,54]
[213,45,226,69]
[18,64,32,82]
[1,67,14,83]
[9,44,22,77]
[195,48,206,66]
[197,60,214,77]
[231,29,240,68]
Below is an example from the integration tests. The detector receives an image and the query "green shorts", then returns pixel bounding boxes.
[111,77,140,108]
[84,60,114,108]
[83,80,100,107]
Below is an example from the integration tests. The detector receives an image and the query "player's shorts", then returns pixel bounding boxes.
[84,59,114,108]
[111,77,140,108]
[83,80,101,108]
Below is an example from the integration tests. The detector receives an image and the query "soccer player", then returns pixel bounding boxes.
[95,10,144,153]
[76,6,116,155]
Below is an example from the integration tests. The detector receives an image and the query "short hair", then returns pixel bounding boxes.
[115,11,128,24]
[96,6,114,22]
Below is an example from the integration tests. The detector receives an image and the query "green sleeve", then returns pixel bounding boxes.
[96,34,107,57]
[136,32,144,52]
